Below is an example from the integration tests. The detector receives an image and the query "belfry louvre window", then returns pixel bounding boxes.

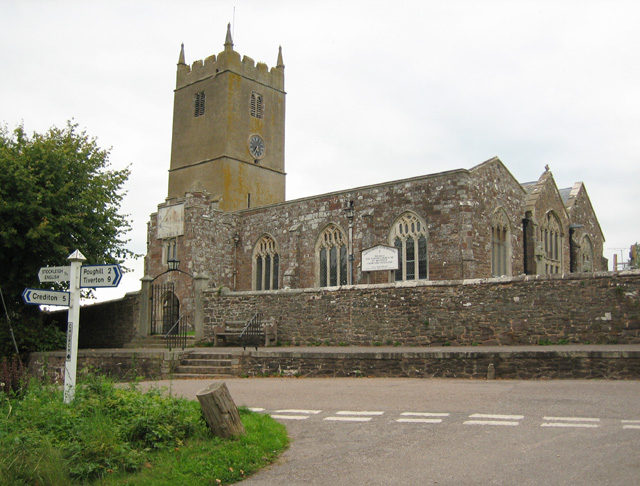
[194,91,206,117]
[390,213,428,281]
[254,235,279,290]
[491,208,511,277]
[250,91,263,119]
[317,225,347,287]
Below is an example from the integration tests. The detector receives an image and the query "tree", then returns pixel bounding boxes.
[0,122,136,351]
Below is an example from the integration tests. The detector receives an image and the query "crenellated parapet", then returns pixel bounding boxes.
[176,24,284,91]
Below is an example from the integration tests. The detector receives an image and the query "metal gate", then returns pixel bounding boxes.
[151,282,179,335]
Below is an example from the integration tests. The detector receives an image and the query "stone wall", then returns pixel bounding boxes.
[238,347,640,380]
[28,346,640,381]
[28,349,178,383]
[202,271,640,347]
[44,292,141,349]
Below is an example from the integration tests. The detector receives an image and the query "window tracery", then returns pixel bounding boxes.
[389,213,428,281]
[254,235,279,290]
[491,208,511,277]
[317,225,347,287]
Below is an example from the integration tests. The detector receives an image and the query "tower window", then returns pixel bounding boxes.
[250,92,263,119]
[194,91,206,117]
[164,238,178,266]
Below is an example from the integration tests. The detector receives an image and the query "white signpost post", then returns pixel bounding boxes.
[64,250,86,404]
[22,251,123,404]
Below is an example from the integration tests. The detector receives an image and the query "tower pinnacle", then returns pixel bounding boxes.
[178,43,186,65]
[277,45,284,69]
[224,23,234,51]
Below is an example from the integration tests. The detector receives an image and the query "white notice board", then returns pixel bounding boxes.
[362,245,398,272]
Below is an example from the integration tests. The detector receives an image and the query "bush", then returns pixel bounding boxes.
[0,373,288,485]
[1,312,66,357]
[0,354,27,395]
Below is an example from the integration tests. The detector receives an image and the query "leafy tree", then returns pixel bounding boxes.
[0,122,136,354]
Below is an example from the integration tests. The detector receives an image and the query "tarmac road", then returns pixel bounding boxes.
[141,378,640,485]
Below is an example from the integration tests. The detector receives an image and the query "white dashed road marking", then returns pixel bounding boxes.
[259,408,632,430]
[541,416,600,428]
[324,416,373,422]
[335,411,385,416]
[396,412,449,424]
[324,411,384,422]
[271,409,322,421]
[274,409,322,414]
[464,413,524,427]
[272,414,310,420]
[621,420,640,430]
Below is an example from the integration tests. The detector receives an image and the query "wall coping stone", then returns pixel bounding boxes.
[207,269,640,297]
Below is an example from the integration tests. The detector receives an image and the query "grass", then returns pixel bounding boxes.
[0,374,289,485]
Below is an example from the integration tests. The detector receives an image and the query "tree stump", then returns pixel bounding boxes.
[196,382,246,438]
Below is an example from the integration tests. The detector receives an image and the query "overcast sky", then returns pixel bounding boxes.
[2,0,639,300]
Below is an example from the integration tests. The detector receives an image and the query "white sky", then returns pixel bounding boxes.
[2,0,639,300]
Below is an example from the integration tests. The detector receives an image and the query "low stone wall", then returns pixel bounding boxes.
[203,271,640,347]
[27,346,640,381]
[238,346,640,380]
[28,348,181,383]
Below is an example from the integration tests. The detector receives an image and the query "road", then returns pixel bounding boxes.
[143,378,640,485]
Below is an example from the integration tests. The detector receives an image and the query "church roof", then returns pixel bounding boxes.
[559,187,572,204]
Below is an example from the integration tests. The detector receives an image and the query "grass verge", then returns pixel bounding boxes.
[0,374,288,485]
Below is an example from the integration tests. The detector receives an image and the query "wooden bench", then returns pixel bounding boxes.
[213,319,277,347]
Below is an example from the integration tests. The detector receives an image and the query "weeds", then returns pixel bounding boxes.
[1,355,27,396]
[0,373,288,485]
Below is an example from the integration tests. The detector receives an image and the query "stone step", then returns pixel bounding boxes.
[174,351,239,377]
[184,352,236,360]
[171,373,237,379]
[175,365,236,375]
[180,358,235,367]
[125,336,197,349]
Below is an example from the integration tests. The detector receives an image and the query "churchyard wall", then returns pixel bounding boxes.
[203,270,640,347]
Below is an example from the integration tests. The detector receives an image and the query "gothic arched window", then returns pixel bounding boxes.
[580,235,594,273]
[540,211,563,274]
[389,213,428,282]
[253,235,279,290]
[317,225,347,287]
[491,208,511,277]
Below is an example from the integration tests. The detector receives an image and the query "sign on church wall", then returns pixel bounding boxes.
[157,204,185,239]
[362,245,398,272]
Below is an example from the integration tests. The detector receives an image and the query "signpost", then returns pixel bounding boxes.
[80,264,122,288]
[22,288,70,306]
[38,266,70,283]
[22,251,123,404]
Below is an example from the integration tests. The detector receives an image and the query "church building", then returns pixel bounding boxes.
[143,26,605,336]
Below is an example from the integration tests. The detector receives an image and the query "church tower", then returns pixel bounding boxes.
[167,25,286,211]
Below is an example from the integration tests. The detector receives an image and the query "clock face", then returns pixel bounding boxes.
[248,135,265,160]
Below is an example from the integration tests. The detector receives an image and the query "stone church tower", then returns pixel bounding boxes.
[167,24,286,211]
